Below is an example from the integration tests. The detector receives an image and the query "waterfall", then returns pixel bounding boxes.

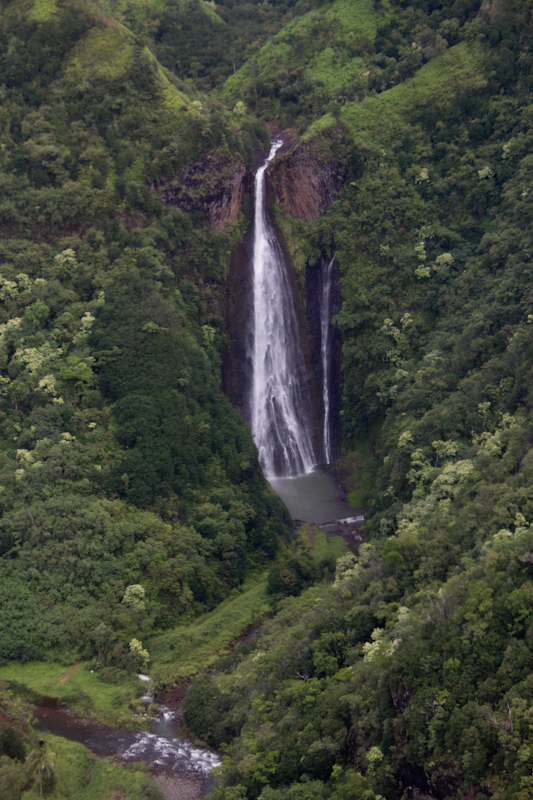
[321,255,335,464]
[251,140,315,478]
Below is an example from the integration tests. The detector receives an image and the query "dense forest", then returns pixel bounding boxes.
[2,0,533,798]
[0,0,292,663]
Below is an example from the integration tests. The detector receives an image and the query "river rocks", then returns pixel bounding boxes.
[154,775,203,800]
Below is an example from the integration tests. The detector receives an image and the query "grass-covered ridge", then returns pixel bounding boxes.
[219,0,381,124]
[0,663,145,727]
[221,0,379,92]
[340,39,485,138]
[66,26,134,80]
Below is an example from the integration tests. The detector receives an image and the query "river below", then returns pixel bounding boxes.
[34,700,220,800]
[33,471,360,797]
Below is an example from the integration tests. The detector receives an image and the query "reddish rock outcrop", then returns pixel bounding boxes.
[158,148,249,231]
[270,136,344,220]
[157,130,346,229]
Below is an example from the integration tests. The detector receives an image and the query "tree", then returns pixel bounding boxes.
[27,740,55,796]
[122,584,146,611]
[0,755,27,800]
[129,638,150,672]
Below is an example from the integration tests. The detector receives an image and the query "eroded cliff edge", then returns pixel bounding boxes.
[158,148,251,231]
[269,131,348,220]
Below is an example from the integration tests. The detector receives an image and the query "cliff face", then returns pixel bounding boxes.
[223,136,342,458]
[269,135,345,220]
[223,204,324,461]
[158,148,250,230]
[158,130,345,230]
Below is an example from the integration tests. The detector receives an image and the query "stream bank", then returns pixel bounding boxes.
[33,687,220,800]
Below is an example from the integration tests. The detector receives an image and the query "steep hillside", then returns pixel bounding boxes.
[95,0,316,90]
[218,0,483,127]
[0,0,289,669]
[219,0,380,125]
[3,0,533,798]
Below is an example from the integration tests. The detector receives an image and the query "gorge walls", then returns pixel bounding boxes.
[222,138,343,467]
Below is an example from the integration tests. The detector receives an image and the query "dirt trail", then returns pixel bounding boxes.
[302,522,315,550]
[58,662,82,684]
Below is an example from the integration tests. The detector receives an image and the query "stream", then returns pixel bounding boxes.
[34,687,220,800]
[32,470,360,798]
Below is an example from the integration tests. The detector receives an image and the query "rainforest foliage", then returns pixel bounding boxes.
[3,0,533,799]
[189,2,533,800]
[0,0,289,671]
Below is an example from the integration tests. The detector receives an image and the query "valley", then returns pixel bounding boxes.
[1,0,533,798]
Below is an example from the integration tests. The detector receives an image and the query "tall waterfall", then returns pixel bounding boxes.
[251,140,315,478]
[320,255,335,464]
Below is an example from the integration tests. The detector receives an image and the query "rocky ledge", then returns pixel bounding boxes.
[269,131,348,219]
[158,148,249,231]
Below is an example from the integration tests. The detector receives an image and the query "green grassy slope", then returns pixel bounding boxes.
[306,39,486,139]
[222,0,379,91]
[220,0,382,124]
[21,734,158,800]
[148,528,346,686]
[0,663,145,727]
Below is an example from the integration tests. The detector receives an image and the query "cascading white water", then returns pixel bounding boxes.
[321,255,335,464]
[251,140,315,478]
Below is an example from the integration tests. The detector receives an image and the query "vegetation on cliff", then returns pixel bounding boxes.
[3,0,533,798]
[184,2,533,800]
[0,0,290,675]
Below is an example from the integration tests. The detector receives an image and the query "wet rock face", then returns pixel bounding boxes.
[306,253,343,463]
[222,134,346,452]
[158,148,250,231]
[270,137,344,220]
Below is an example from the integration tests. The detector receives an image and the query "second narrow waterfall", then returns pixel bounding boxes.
[320,255,335,464]
[251,141,315,478]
